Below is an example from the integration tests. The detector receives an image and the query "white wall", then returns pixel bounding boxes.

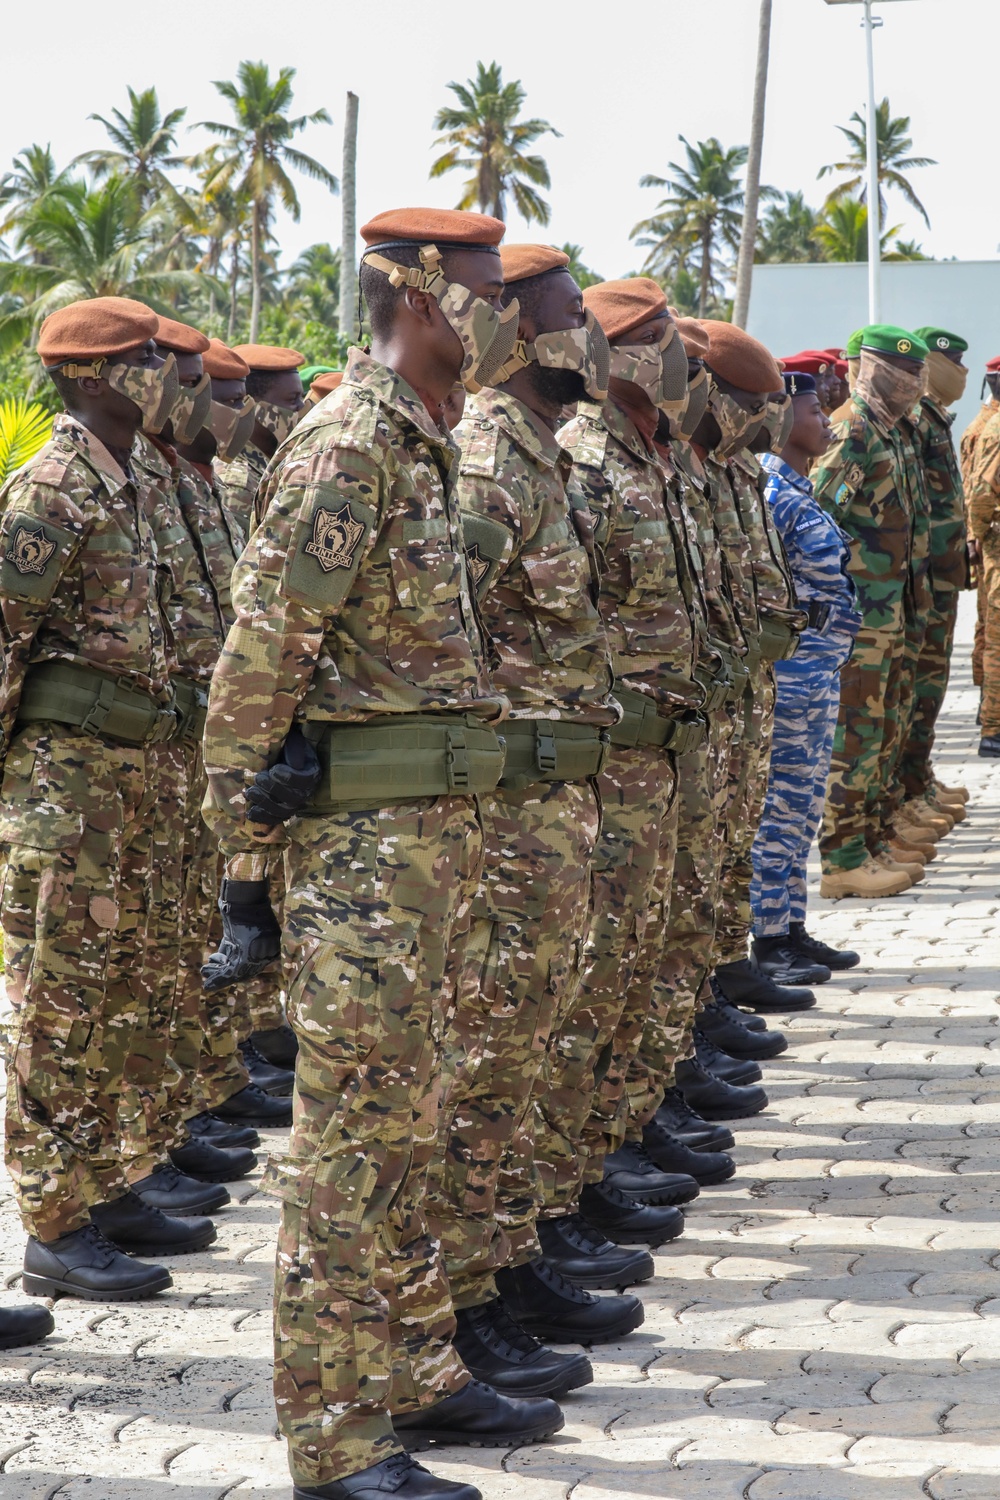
[746,260,1000,437]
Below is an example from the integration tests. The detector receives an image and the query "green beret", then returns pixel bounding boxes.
[845,328,865,359]
[913,326,968,355]
[299,363,340,384]
[859,324,928,361]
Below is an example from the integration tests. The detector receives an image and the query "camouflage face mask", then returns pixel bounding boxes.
[925,350,967,407]
[755,394,793,453]
[676,366,709,442]
[100,353,179,434]
[208,396,256,461]
[493,309,611,399]
[255,400,302,446]
[170,372,213,444]
[364,244,520,393]
[856,351,926,424]
[609,321,689,416]
[709,380,763,457]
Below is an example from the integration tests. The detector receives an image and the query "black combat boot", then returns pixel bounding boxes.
[169,1138,258,1183]
[0,1302,55,1350]
[714,957,817,1013]
[23,1225,172,1302]
[655,1087,736,1151]
[641,1118,735,1185]
[578,1180,684,1246]
[693,1029,763,1085]
[788,921,860,971]
[674,1059,768,1120]
[293,1453,482,1500]
[392,1379,563,1450]
[496,1257,644,1345]
[239,1038,295,1096]
[250,1022,299,1068]
[978,735,1000,757]
[602,1140,700,1205]
[453,1298,593,1397]
[536,1215,653,1291]
[213,1082,292,1128]
[186,1111,260,1149]
[90,1192,217,1255]
[698,991,788,1059]
[752,933,831,986]
[131,1164,230,1217]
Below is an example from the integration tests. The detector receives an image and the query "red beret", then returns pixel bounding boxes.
[779,350,833,378]
[987,356,1000,373]
[203,338,249,380]
[155,315,210,355]
[673,316,711,361]
[499,244,570,284]
[37,296,158,367]
[583,278,667,343]
[701,320,783,395]
[360,208,505,248]
[233,343,305,372]
[309,370,343,399]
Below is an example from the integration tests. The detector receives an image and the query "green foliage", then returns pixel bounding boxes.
[819,96,936,228]
[0,398,53,483]
[431,61,559,225]
[559,244,601,290]
[755,191,826,264]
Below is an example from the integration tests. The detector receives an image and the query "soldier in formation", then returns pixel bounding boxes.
[0,227,976,1499]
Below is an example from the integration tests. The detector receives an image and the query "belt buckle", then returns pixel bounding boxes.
[536,727,558,776]
[446,727,470,791]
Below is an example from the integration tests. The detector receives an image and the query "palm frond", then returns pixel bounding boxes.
[0,399,53,483]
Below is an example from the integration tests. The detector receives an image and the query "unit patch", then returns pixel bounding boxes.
[8,524,56,576]
[304,505,366,573]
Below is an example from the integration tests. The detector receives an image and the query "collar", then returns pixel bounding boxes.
[921,394,955,428]
[760,451,813,494]
[586,397,658,467]
[344,346,454,453]
[52,412,134,495]
[467,388,564,470]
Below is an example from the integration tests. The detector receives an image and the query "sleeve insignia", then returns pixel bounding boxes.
[303,504,366,573]
[846,463,865,488]
[465,543,490,586]
[834,483,852,508]
[8,524,56,576]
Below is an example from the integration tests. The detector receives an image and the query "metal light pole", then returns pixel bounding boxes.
[732,0,772,330]
[824,0,913,322]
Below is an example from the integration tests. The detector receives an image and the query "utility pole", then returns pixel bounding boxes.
[733,0,772,329]
[339,91,359,343]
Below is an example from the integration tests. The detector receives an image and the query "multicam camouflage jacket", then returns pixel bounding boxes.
[703,452,760,640]
[0,413,171,747]
[959,397,999,489]
[896,410,933,617]
[175,456,245,631]
[813,393,913,631]
[135,434,225,683]
[203,347,506,859]
[964,408,1000,548]
[557,397,703,711]
[728,450,800,618]
[455,388,615,724]
[916,396,967,591]
[215,439,269,538]
[669,441,746,656]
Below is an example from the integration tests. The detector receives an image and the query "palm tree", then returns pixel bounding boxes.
[812,195,902,262]
[631,137,754,316]
[430,61,560,224]
[559,244,601,290]
[0,175,211,355]
[0,398,52,482]
[285,243,341,325]
[819,97,936,227]
[76,87,186,208]
[755,190,826,264]
[200,61,338,340]
[0,144,76,241]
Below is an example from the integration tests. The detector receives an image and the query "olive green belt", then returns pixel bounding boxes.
[608,685,706,755]
[303,713,505,810]
[498,719,610,790]
[16,660,178,747]
[758,612,803,662]
[171,676,209,741]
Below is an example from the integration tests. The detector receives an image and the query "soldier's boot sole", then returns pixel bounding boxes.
[819,870,912,899]
[104,1225,218,1257]
[396,1410,565,1452]
[22,1269,172,1302]
[517,1297,645,1347]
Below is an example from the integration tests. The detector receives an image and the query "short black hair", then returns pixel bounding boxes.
[360,243,470,340]
[245,369,282,401]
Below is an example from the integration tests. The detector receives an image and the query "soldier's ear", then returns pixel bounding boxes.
[403,287,438,329]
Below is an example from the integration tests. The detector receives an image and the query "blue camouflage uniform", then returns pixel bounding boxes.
[751,452,861,934]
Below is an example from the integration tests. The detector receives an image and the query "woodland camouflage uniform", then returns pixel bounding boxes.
[202,347,507,1489]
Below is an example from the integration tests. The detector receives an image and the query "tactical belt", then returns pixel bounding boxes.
[609,685,706,755]
[498,719,610,790]
[758,612,803,662]
[304,713,505,810]
[16,660,178,747]
[171,675,209,742]
[703,643,750,704]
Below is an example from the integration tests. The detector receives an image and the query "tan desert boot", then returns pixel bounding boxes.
[876,849,925,883]
[888,838,928,866]
[933,777,969,803]
[899,801,953,837]
[927,789,966,822]
[820,856,913,900]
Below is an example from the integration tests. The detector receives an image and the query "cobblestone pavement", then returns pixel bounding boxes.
[2,600,998,1500]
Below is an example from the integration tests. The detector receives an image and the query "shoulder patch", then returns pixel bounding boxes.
[459,511,510,597]
[282,482,377,610]
[0,511,79,600]
[459,418,501,479]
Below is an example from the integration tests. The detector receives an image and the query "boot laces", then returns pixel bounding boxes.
[481,1298,544,1355]
[534,1256,595,1305]
[590,1181,640,1210]
[660,1086,703,1126]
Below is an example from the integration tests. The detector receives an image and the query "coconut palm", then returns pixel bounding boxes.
[559,244,601,290]
[755,190,826,264]
[812,195,902,262]
[430,61,560,225]
[285,243,341,325]
[819,97,936,227]
[76,87,186,209]
[0,175,211,354]
[0,144,76,241]
[0,398,52,482]
[200,61,338,341]
[632,137,756,316]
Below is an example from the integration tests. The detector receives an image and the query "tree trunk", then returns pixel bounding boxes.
[339,91,359,343]
[732,0,772,329]
[699,225,713,316]
[227,237,240,343]
[249,199,262,343]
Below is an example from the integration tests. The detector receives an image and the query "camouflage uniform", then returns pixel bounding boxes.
[214,438,269,538]
[0,413,172,1240]
[965,410,1000,738]
[897,396,968,798]
[202,348,506,1489]
[418,386,614,1310]
[960,398,998,687]
[531,397,703,1217]
[814,394,913,871]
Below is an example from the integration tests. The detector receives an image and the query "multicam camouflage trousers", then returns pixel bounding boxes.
[898,586,961,799]
[626,705,737,1129]
[820,620,906,872]
[265,794,483,1489]
[2,724,157,1240]
[420,778,599,1309]
[714,666,776,967]
[750,634,852,937]
[978,545,1000,738]
[532,744,677,1218]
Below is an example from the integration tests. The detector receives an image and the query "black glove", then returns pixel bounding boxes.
[244,725,322,828]
[201,878,281,992]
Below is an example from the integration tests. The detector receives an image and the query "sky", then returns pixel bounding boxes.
[3,0,997,288]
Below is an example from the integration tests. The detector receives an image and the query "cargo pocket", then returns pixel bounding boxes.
[521,546,604,664]
[386,537,470,684]
[621,531,685,654]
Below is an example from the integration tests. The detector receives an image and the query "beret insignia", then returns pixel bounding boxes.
[9,524,57,576]
[304,504,366,573]
[937,336,949,349]
[897,338,912,354]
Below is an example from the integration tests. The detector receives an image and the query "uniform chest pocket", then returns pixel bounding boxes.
[620,528,684,654]
[84,531,136,599]
[520,546,603,663]
[388,544,463,611]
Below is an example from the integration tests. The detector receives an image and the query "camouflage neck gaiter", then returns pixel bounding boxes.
[209,396,256,460]
[709,380,761,457]
[676,366,709,442]
[856,350,926,425]
[925,350,967,407]
[494,309,611,399]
